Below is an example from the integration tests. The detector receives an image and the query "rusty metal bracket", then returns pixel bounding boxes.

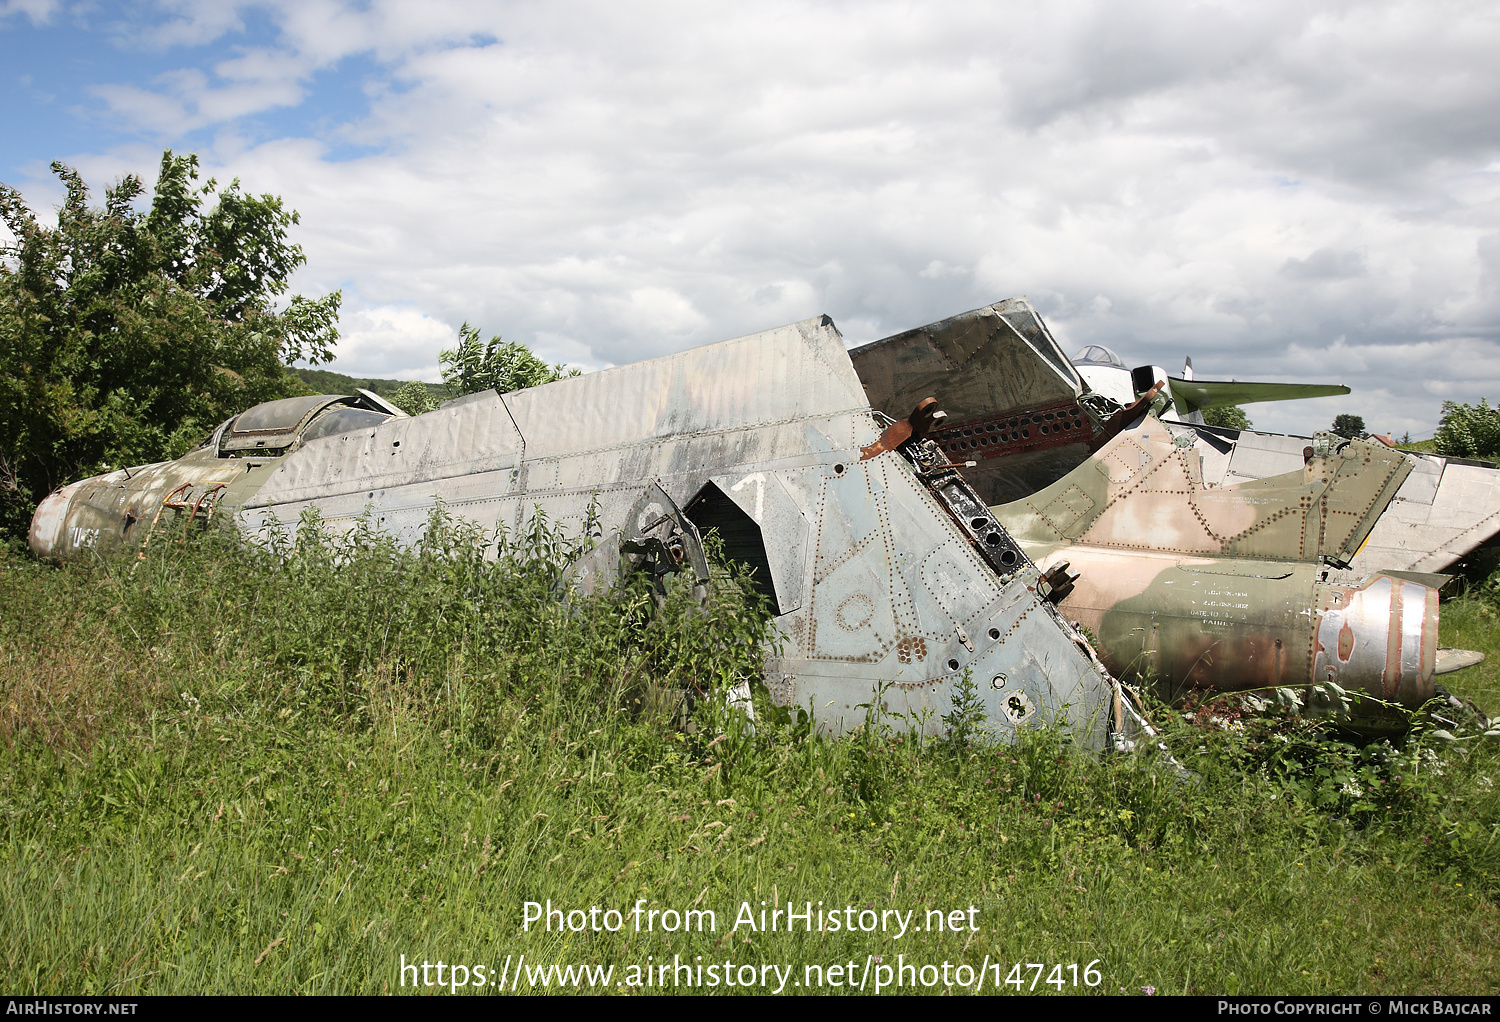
[860,397,946,461]
[1039,560,1079,604]
[132,482,229,569]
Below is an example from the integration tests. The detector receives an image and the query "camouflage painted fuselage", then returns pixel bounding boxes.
[995,413,1439,714]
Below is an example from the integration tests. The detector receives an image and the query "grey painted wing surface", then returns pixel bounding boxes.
[243,315,1117,742]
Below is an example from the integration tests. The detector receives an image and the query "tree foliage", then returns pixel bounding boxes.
[1331,414,1366,439]
[390,380,440,416]
[0,151,336,540]
[1434,399,1500,460]
[1201,404,1251,430]
[439,322,576,397]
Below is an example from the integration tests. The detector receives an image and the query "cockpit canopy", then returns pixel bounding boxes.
[1071,345,1126,369]
[211,391,404,456]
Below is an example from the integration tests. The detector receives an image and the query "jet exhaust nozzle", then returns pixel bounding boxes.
[1313,574,1438,709]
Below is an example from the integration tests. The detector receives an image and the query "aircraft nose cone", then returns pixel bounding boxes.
[28,482,83,561]
[1314,575,1437,708]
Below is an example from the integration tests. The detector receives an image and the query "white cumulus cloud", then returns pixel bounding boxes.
[6,0,1498,436]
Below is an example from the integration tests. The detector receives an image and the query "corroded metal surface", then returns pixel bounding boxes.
[31,315,1123,744]
[930,398,1096,465]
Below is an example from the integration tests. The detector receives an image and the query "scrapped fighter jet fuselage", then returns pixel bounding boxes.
[849,297,1492,725]
[30,299,1485,736]
[30,316,1137,745]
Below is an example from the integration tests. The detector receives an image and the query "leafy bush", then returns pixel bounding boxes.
[1201,404,1251,430]
[1332,413,1367,439]
[1435,399,1500,460]
[440,323,577,397]
[390,380,440,416]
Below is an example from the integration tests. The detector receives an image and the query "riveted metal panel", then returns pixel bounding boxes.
[504,316,869,461]
[248,391,524,508]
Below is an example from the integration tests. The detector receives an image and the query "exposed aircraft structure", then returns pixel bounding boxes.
[29,316,1128,744]
[851,297,1106,506]
[849,298,1500,578]
[850,298,1490,722]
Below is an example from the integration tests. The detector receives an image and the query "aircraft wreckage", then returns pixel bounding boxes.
[29,317,1132,745]
[851,298,1500,579]
[29,301,1490,738]
[851,297,1494,727]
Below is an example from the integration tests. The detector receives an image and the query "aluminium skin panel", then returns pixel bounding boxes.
[241,315,1117,743]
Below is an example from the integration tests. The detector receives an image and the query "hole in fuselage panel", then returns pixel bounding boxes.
[684,482,782,615]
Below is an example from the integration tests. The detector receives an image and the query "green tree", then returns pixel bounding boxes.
[1201,404,1252,430]
[390,380,440,416]
[439,322,577,397]
[1331,414,1366,439]
[0,150,337,540]
[1434,399,1500,460]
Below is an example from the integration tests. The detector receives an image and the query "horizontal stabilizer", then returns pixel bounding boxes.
[1435,647,1485,675]
[1374,570,1453,591]
[1169,377,1350,413]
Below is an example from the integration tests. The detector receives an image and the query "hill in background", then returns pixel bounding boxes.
[292,367,448,403]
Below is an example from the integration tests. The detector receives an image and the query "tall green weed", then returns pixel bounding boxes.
[1,520,1498,994]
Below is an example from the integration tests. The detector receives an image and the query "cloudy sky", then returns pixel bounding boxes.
[3,0,1498,436]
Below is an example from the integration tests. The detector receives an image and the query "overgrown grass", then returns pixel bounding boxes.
[2,519,1498,995]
